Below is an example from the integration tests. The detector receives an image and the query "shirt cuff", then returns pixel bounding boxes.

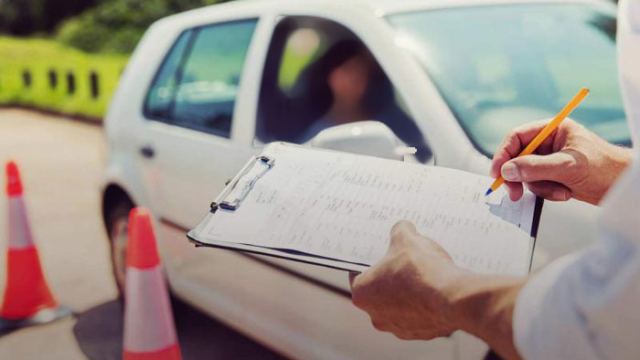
[512,253,598,360]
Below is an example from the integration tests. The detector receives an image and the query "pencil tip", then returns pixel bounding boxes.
[484,188,493,196]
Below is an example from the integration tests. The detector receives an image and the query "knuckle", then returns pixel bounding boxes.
[394,249,411,266]
[390,221,412,238]
[516,156,537,171]
[348,272,358,286]
[558,154,578,169]
[565,118,582,130]
[350,278,369,307]
[371,319,386,331]
[391,220,413,245]
[394,332,414,341]
[394,250,422,275]
[403,251,420,267]
[503,131,520,150]
[560,150,589,182]
[505,129,520,141]
[351,292,366,308]
[390,230,404,244]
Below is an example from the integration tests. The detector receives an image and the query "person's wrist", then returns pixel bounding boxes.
[432,266,474,330]
[444,272,525,359]
[605,143,633,174]
[594,142,634,204]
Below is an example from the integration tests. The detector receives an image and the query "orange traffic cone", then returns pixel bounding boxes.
[123,208,181,360]
[0,161,71,332]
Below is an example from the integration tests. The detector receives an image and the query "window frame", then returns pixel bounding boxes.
[142,18,259,139]
[142,28,194,123]
[255,15,432,161]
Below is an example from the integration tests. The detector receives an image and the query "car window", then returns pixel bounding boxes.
[257,16,431,162]
[389,4,629,155]
[144,30,193,119]
[144,19,257,138]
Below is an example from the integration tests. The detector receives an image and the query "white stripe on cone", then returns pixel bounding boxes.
[8,197,35,250]
[123,266,178,352]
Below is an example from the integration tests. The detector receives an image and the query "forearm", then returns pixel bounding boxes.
[443,272,526,360]
[602,143,634,191]
[588,140,634,205]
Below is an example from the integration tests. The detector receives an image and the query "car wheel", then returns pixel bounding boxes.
[106,200,133,299]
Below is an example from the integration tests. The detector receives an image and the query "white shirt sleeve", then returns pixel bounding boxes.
[513,157,640,360]
[513,1,640,357]
[513,233,640,359]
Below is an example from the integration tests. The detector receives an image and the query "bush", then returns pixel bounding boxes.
[56,0,227,54]
[57,17,113,53]
[0,36,129,119]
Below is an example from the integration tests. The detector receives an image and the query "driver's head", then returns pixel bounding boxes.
[315,40,375,108]
[328,48,374,106]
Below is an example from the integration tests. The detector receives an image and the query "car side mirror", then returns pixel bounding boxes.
[310,121,415,161]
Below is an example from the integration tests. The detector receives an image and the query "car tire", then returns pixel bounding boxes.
[105,199,133,299]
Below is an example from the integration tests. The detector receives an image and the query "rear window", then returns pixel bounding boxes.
[144,19,258,138]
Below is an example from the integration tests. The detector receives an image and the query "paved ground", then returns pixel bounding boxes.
[0,108,284,359]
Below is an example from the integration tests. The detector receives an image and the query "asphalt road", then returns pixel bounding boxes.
[0,108,284,359]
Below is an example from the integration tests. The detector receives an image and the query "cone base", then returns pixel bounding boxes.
[0,305,72,333]
[124,343,181,360]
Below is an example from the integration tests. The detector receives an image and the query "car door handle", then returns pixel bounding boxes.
[139,145,155,159]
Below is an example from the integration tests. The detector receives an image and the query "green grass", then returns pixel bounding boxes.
[0,36,129,120]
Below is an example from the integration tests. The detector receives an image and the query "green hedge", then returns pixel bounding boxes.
[0,36,128,119]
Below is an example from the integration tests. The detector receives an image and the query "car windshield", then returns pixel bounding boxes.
[388,4,630,155]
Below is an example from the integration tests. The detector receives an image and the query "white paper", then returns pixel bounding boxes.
[196,143,537,276]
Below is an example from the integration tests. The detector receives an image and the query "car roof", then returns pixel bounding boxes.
[361,0,612,14]
[155,0,613,30]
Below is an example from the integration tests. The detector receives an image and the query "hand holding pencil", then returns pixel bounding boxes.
[489,88,631,205]
[486,87,590,197]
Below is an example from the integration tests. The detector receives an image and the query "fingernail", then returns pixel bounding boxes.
[501,162,521,181]
[554,190,569,201]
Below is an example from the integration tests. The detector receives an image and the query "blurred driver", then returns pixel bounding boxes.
[299,40,375,142]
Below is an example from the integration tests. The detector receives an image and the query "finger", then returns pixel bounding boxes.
[504,181,524,201]
[490,120,552,177]
[350,274,368,309]
[371,318,390,332]
[422,236,454,261]
[526,181,572,201]
[389,221,417,251]
[348,271,360,287]
[394,331,417,341]
[501,151,579,183]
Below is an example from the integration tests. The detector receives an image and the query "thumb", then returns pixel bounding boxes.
[348,271,360,287]
[501,151,577,183]
[389,221,417,252]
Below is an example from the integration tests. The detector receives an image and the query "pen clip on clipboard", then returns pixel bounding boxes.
[212,155,275,212]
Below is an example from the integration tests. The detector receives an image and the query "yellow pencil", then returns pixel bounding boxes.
[485,87,590,196]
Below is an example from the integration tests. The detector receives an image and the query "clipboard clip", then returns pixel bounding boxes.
[216,155,275,212]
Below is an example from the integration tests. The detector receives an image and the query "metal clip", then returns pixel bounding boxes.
[218,156,275,211]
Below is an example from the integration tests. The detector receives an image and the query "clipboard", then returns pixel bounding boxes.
[187,143,544,274]
[188,153,373,272]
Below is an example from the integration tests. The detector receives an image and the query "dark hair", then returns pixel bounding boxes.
[314,40,369,79]
[299,39,371,117]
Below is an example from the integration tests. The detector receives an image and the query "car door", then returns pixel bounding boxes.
[242,13,460,359]
[251,14,435,291]
[140,19,260,263]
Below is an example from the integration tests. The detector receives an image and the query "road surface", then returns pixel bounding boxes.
[0,108,284,359]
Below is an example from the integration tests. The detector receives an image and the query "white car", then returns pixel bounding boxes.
[102,0,629,358]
